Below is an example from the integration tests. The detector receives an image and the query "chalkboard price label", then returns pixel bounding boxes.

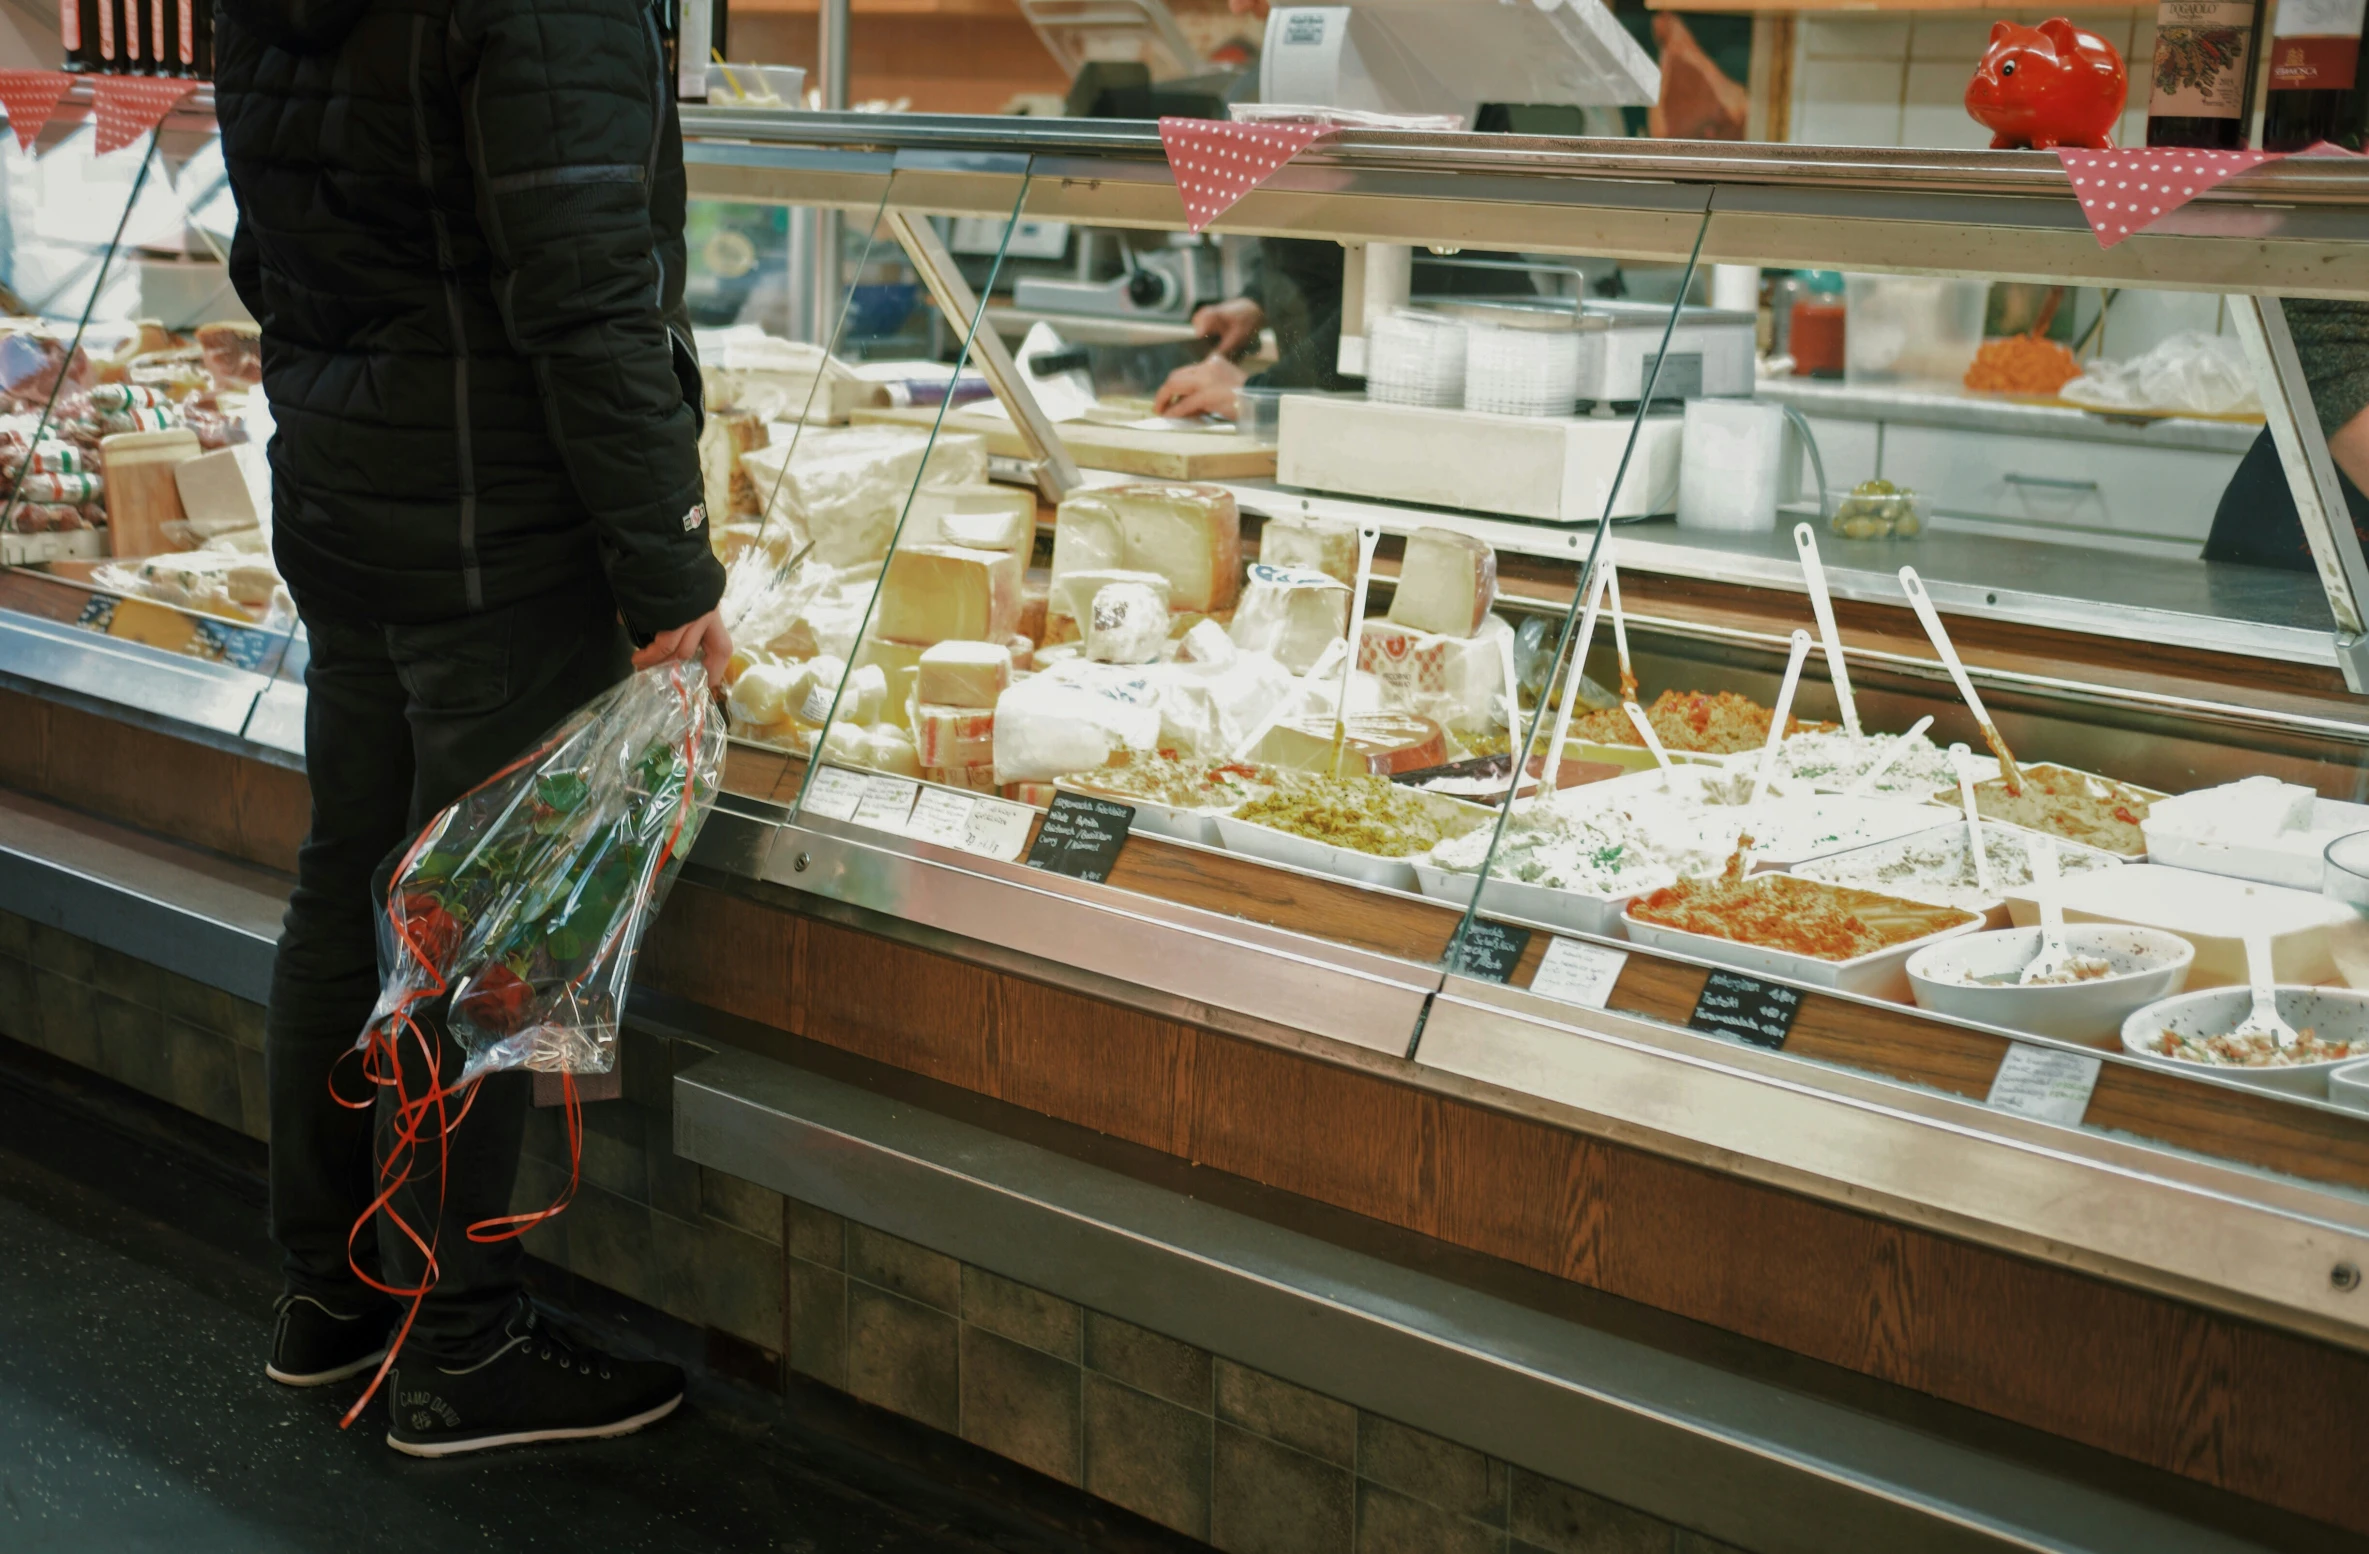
[1448,919,1532,984]
[1025,792,1135,883]
[1687,970,1804,1050]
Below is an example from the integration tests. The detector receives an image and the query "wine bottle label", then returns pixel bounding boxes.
[95,0,111,58]
[150,0,162,65]
[61,0,78,50]
[2269,0,2366,88]
[2150,0,2260,116]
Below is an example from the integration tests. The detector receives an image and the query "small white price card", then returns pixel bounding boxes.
[905,788,977,849]
[852,774,920,832]
[1528,937,1628,1010]
[801,764,867,822]
[961,796,1036,862]
[1985,1042,2103,1125]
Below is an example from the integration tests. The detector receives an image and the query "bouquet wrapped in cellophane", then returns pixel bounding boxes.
[367,660,723,1082]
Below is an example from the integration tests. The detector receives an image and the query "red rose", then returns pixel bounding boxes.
[455,963,535,1035]
[397,894,460,968]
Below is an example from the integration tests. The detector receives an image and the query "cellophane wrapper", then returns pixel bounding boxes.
[366,661,724,1083]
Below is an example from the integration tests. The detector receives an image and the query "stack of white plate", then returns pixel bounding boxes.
[1462,320,1583,416]
[1366,311,1468,408]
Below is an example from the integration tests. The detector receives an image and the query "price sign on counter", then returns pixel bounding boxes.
[852,775,921,832]
[961,797,1035,862]
[1687,971,1804,1051]
[1529,938,1628,1010]
[1447,920,1531,984]
[904,788,976,849]
[801,765,868,822]
[1025,793,1134,883]
[1986,1042,2102,1125]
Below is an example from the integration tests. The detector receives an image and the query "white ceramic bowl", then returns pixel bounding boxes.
[1905,925,2192,1045]
[2119,985,2369,1098]
[2329,1056,2369,1115]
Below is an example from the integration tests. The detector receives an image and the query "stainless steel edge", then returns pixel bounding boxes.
[0,607,274,753]
[1416,980,2369,1351]
[673,1045,2303,1554]
[0,787,286,1003]
[240,678,306,758]
[767,818,1436,1057]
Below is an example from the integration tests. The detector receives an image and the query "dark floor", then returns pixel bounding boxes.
[0,1038,1197,1554]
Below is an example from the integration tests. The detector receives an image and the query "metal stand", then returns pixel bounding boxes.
[885,210,1083,503]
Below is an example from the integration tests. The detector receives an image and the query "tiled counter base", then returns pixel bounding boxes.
[780,1196,1740,1554]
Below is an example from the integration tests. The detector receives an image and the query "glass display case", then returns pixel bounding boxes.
[668,111,2369,1355]
[9,93,2369,1364]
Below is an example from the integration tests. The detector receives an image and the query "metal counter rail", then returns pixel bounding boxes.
[670,1040,2305,1554]
[679,113,2369,295]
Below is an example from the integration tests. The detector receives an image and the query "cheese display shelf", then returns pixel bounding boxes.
[10,110,2369,1545]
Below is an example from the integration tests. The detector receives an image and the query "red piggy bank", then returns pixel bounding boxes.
[1964,18,2126,151]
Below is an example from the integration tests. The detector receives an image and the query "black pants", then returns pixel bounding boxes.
[267,581,631,1365]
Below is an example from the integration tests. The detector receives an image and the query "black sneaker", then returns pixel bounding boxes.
[384,1307,683,1458]
[266,1294,397,1387]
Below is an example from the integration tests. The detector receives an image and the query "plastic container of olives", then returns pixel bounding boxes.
[1828,479,1924,540]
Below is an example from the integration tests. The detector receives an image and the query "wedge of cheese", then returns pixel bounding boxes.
[1358,614,1514,732]
[907,481,1037,554]
[1257,514,1356,586]
[873,544,1021,646]
[1051,483,1240,613]
[1387,527,1497,638]
[917,641,1013,708]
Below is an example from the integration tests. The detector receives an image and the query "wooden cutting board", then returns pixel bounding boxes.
[850,404,1277,481]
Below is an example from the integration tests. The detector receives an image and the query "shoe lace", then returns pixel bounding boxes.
[520,1310,615,1382]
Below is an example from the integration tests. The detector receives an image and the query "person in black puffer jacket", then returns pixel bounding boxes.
[216,0,728,1455]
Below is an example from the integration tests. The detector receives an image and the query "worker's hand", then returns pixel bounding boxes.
[1228,0,1271,18]
[633,608,735,684]
[1155,355,1249,420]
[1191,298,1266,358]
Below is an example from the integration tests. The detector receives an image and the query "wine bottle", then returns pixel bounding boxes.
[2263,0,2368,149]
[2146,0,2267,148]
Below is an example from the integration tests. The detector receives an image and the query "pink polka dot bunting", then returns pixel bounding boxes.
[92,73,196,155]
[2054,145,2287,247]
[0,70,75,154]
[1160,116,1334,233]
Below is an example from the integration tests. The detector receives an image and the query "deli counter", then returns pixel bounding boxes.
[6,104,2369,1552]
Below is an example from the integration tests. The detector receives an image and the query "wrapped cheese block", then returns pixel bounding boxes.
[926,763,1001,793]
[992,660,1163,783]
[863,725,923,778]
[841,663,889,724]
[873,544,1021,646]
[1154,653,1294,758]
[907,482,1036,554]
[697,409,768,524]
[1051,483,1241,613]
[727,660,799,725]
[917,641,1013,708]
[1085,582,1171,665]
[914,702,998,768]
[740,426,988,568]
[1387,527,1497,638]
[1049,567,1172,636]
[1227,563,1348,674]
[1258,514,1357,586]
[1358,615,1515,732]
[1177,617,1236,667]
[852,638,923,730]
[1254,712,1448,776]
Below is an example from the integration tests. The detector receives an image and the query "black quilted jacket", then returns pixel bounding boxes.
[213,0,725,633]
